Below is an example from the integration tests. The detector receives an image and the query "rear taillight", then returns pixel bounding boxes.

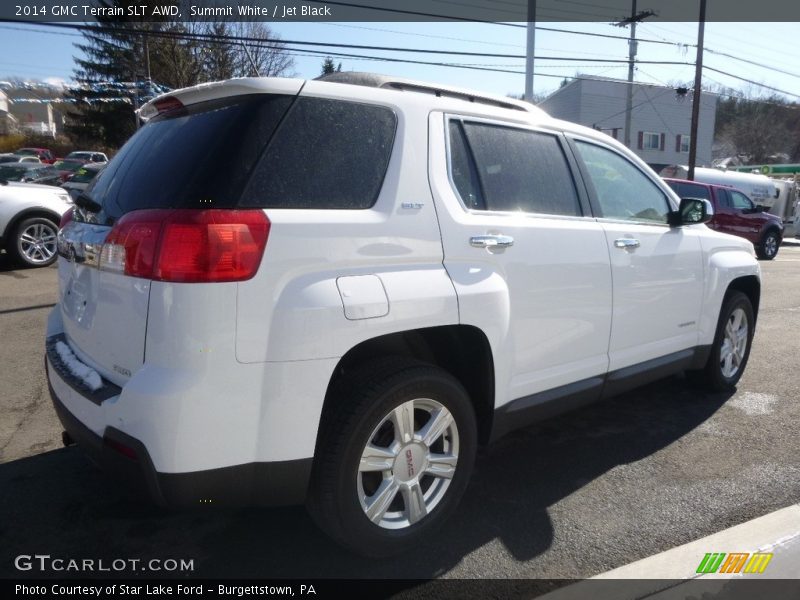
[100,209,270,283]
[59,207,74,229]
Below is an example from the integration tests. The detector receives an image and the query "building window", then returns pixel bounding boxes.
[642,132,661,150]
[678,134,691,153]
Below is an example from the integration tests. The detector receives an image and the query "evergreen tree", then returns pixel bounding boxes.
[66,4,148,148]
[320,57,342,76]
[67,3,294,149]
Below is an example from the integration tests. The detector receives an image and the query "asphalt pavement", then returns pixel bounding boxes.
[1,246,799,582]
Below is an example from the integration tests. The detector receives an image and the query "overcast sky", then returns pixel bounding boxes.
[0,21,797,102]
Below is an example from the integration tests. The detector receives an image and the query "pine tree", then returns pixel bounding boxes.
[66,7,147,148]
[320,57,342,76]
[67,3,294,149]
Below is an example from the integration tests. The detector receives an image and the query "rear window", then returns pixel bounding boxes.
[88,94,294,221]
[240,97,397,209]
[664,180,710,200]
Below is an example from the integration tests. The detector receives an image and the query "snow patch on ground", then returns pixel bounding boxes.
[729,392,778,416]
[55,341,102,391]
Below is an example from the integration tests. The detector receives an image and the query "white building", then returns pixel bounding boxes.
[538,76,718,170]
[0,89,17,135]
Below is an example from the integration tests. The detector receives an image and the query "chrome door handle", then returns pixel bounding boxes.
[470,235,514,248]
[614,238,640,249]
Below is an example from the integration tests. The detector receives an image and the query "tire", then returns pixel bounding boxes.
[307,357,477,557]
[9,217,59,267]
[756,229,780,260]
[689,291,755,392]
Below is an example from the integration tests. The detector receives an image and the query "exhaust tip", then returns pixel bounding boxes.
[61,431,75,447]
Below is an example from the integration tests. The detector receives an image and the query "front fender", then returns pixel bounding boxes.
[699,235,760,345]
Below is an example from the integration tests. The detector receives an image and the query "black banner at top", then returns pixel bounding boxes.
[3,0,800,23]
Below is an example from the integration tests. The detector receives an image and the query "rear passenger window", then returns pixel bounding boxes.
[448,119,581,216]
[242,98,397,209]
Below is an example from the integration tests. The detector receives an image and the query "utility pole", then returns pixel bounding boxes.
[616,2,656,149]
[688,0,707,181]
[524,0,536,102]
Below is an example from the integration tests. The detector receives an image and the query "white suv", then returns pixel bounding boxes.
[0,181,72,267]
[46,73,760,556]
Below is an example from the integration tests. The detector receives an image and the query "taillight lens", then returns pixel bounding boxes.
[59,207,74,229]
[100,209,270,283]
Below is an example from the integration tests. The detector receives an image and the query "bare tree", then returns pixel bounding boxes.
[227,22,295,78]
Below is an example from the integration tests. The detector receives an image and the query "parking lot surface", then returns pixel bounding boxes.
[1,247,799,579]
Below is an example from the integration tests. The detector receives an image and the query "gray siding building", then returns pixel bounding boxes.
[539,76,717,169]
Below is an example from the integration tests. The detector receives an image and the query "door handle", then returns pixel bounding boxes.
[470,235,514,248]
[614,238,640,249]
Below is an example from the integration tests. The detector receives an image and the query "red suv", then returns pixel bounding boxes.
[664,178,784,260]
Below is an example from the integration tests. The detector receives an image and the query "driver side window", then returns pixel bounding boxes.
[574,140,670,224]
[729,190,754,210]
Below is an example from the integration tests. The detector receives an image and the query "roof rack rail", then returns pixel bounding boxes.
[315,72,539,114]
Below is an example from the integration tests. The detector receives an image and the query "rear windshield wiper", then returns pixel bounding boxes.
[74,192,102,214]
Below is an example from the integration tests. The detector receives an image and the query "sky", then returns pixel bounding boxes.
[0,20,798,103]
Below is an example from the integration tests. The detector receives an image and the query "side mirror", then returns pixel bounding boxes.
[669,197,713,226]
[755,205,767,212]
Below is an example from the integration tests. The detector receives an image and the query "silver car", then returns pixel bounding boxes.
[0,182,72,267]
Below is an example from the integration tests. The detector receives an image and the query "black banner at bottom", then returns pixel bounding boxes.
[6,579,800,599]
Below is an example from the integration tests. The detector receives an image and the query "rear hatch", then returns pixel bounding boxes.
[56,79,303,386]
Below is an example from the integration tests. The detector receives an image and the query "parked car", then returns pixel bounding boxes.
[663,178,783,260]
[61,163,105,201]
[0,181,72,266]
[52,158,89,182]
[660,165,775,205]
[47,73,761,557]
[0,163,61,186]
[65,150,108,163]
[0,153,42,164]
[15,147,56,164]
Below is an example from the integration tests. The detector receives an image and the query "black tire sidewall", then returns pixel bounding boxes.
[12,217,59,267]
[758,230,779,260]
[320,367,477,556]
[706,291,755,391]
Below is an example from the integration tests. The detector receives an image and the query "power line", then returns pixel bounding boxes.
[703,66,800,100]
[705,48,800,81]
[2,21,693,67]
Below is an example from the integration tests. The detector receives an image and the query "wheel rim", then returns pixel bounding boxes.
[719,307,749,379]
[357,398,459,530]
[19,222,57,264]
[764,234,777,257]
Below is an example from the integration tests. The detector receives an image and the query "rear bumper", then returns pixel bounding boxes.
[46,350,312,508]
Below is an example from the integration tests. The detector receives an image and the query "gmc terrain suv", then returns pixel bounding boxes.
[46,73,761,556]
[663,177,784,260]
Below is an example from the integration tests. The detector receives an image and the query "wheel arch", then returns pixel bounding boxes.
[317,325,496,448]
[726,275,761,324]
[2,208,62,241]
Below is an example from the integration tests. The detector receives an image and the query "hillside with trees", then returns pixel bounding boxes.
[712,85,800,164]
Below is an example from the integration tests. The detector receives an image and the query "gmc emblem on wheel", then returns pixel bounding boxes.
[405,448,415,478]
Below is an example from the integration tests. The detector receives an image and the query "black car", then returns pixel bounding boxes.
[0,163,61,186]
